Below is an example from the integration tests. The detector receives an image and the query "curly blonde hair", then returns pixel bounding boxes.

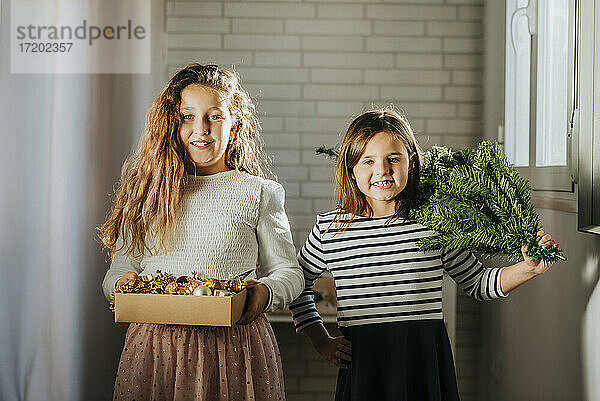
[99,63,265,259]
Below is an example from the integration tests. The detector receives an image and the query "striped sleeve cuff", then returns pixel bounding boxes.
[289,291,324,332]
[494,266,509,298]
[475,266,508,300]
[444,249,508,301]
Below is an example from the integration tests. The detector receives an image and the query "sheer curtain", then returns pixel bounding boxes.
[0,1,165,400]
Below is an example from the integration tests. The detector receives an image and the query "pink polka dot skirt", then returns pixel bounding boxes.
[113,314,285,400]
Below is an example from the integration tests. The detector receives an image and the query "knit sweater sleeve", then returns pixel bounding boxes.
[289,218,328,332]
[101,233,143,302]
[442,248,508,301]
[255,180,304,312]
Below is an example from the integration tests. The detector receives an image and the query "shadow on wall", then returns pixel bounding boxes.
[479,209,600,401]
[81,74,151,400]
[582,253,600,401]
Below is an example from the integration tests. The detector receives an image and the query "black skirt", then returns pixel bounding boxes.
[335,319,460,401]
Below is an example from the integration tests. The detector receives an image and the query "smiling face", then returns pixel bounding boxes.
[179,84,236,175]
[352,131,412,217]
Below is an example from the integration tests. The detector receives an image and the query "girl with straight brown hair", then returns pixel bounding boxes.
[290,107,557,401]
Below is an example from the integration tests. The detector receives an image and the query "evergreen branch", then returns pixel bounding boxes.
[315,140,566,264]
[315,145,339,159]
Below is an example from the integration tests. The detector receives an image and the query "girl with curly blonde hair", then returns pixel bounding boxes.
[100,63,303,400]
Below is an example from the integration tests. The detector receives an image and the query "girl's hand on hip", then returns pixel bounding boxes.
[315,335,352,369]
[521,229,558,275]
[237,280,269,325]
[116,272,139,289]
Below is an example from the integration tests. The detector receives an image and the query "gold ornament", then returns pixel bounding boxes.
[213,289,233,297]
[181,282,194,295]
[109,270,247,312]
[164,282,179,294]
[192,285,212,296]
[176,275,192,284]
[203,278,223,292]
[225,277,246,293]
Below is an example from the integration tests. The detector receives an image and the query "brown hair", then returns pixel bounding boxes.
[98,63,265,259]
[332,107,422,230]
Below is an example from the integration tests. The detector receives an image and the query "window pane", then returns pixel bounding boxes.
[535,0,569,166]
[505,0,531,167]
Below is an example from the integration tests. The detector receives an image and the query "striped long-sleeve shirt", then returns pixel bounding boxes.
[289,211,508,331]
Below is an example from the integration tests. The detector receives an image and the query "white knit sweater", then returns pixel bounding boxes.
[101,170,304,312]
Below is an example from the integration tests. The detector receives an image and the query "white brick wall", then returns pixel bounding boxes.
[165,2,484,398]
[165,0,484,258]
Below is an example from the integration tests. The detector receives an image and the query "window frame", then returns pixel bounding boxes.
[503,0,576,193]
[577,0,600,234]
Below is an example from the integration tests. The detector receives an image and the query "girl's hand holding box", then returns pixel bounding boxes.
[237,280,270,325]
[115,271,138,290]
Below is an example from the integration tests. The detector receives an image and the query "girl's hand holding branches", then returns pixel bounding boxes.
[521,229,558,275]
[501,230,559,294]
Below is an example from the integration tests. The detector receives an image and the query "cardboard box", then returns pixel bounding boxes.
[114,289,247,327]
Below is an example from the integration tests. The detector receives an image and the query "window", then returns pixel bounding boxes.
[504,0,531,167]
[577,0,600,233]
[535,0,570,167]
[503,0,575,192]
